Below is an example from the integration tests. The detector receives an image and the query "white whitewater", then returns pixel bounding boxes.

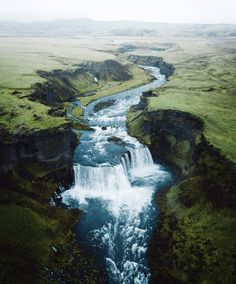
[62,67,172,283]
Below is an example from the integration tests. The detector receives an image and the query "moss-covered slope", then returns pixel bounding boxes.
[149,180,236,284]
[127,41,236,282]
[128,105,236,283]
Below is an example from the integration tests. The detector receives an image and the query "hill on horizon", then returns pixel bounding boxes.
[0,18,236,37]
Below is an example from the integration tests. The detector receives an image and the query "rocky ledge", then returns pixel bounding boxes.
[0,123,108,283]
[31,59,132,105]
[127,92,236,283]
[127,54,175,78]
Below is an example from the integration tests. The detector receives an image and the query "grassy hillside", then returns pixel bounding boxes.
[0,90,68,136]
[150,178,236,283]
[126,36,236,283]
[0,32,235,283]
[140,37,236,162]
[0,37,116,90]
[0,19,235,38]
[0,37,154,135]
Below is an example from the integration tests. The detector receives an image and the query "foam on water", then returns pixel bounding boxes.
[62,67,171,283]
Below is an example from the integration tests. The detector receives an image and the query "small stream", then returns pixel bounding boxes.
[62,67,172,283]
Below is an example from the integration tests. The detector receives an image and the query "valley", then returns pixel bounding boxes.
[0,22,235,283]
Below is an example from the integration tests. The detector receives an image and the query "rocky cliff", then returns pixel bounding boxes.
[0,122,108,283]
[130,108,236,208]
[127,54,175,78]
[127,92,236,283]
[31,59,132,105]
[0,125,76,176]
[79,59,132,82]
[0,124,75,281]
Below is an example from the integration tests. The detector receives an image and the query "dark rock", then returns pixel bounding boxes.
[128,107,236,208]
[11,90,21,96]
[131,91,156,111]
[108,136,127,146]
[48,107,66,117]
[33,114,41,120]
[94,99,116,112]
[0,126,77,179]
[101,126,107,130]
[31,59,132,106]
[128,54,174,78]
[0,124,10,140]
[31,78,77,106]
[79,59,132,82]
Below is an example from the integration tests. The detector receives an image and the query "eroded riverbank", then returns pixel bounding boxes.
[61,67,173,283]
[127,92,236,283]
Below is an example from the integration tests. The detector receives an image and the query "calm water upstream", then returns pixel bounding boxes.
[62,67,172,283]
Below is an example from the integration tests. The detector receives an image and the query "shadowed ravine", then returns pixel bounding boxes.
[61,67,172,283]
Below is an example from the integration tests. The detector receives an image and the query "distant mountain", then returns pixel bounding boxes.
[0,18,235,37]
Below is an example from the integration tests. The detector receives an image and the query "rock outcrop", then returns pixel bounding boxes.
[31,60,132,106]
[79,59,132,82]
[127,92,236,283]
[0,123,108,283]
[94,99,116,112]
[128,54,174,78]
[31,69,87,105]
[128,101,236,207]
[0,125,77,176]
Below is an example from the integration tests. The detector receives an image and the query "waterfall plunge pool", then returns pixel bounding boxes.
[61,67,173,284]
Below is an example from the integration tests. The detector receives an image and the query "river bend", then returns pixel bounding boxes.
[62,67,172,283]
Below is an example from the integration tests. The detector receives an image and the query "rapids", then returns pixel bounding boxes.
[62,67,172,283]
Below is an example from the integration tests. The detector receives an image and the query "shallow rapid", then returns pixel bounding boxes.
[62,67,172,283]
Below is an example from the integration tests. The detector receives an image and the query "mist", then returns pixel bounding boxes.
[0,0,235,24]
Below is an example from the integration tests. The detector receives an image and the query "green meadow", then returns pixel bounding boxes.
[137,37,236,163]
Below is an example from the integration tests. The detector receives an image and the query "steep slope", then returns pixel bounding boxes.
[79,59,132,82]
[127,41,236,283]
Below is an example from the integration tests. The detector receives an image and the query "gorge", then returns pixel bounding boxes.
[0,33,235,283]
[61,66,172,283]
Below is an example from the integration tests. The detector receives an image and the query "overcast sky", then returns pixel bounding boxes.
[0,0,235,24]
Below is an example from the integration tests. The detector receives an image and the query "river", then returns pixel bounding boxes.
[62,67,172,283]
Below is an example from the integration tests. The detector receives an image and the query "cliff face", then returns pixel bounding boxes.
[31,69,84,105]
[0,125,76,174]
[127,54,175,78]
[0,120,110,283]
[136,109,236,208]
[128,99,236,208]
[31,59,132,105]
[127,93,236,283]
[0,125,78,203]
[80,59,132,82]
[0,124,78,283]
[141,110,203,177]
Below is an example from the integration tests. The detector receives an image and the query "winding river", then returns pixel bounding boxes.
[62,67,172,283]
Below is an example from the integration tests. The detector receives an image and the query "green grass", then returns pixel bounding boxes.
[71,106,84,118]
[78,64,153,106]
[0,89,68,135]
[69,74,98,94]
[127,109,151,145]
[0,204,56,283]
[162,178,236,283]
[143,39,236,163]
[0,37,153,135]
[0,204,54,259]
[0,37,115,90]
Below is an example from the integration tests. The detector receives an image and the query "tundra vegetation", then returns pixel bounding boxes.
[127,36,236,283]
[0,21,235,283]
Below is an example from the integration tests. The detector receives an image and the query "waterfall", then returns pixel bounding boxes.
[74,164,132,192]
[61,66,171,284]
[62,142,169,283]
[130,146,154,169]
